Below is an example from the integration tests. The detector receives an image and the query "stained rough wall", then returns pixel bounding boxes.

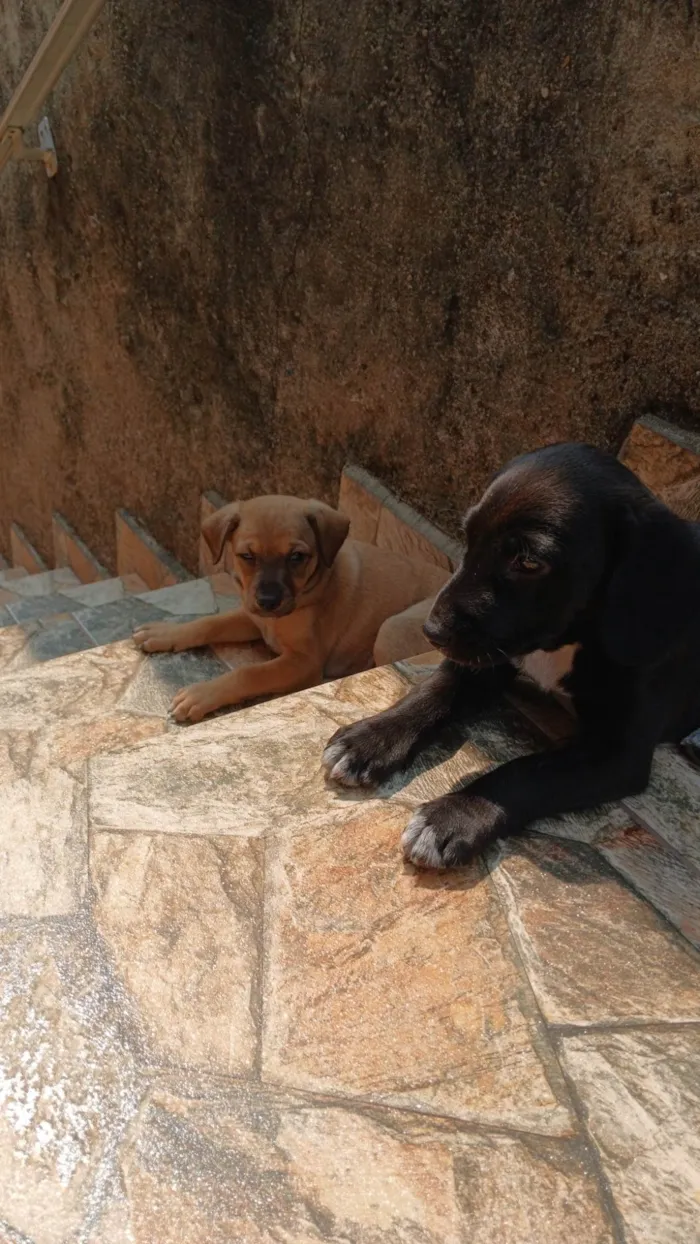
[0,0,699,571]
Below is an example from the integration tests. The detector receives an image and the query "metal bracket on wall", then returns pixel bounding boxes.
[0,0,107,180]
[4,120,58,178]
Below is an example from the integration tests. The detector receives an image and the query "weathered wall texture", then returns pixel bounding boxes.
[1,0,699,570]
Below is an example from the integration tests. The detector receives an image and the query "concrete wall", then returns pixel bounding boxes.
[1,0,699,571]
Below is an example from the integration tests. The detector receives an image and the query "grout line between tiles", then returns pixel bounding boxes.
[251,832,268,1081]
[141,1061,594,1145]
[483,849,628,1244]
[550,1018,700,1038]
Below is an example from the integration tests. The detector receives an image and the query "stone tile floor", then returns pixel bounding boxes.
[0,636,699,1242]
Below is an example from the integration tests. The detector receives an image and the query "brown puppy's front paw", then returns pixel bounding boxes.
[322,715,417,788]
[170,681,223,724]
[134,621,186,653]
[401,793,508,869]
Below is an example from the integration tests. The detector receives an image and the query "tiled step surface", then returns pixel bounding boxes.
[0,635,699,1240]
[0,573,245,674]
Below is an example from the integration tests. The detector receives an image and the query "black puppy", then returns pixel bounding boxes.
[323,443,700,868]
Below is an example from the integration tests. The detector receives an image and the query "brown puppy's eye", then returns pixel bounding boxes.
[238,551,255,563]
[289,551,308,566]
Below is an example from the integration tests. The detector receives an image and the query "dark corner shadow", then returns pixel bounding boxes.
[486,826,623,889]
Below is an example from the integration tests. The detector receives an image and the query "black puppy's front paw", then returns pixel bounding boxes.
[401,793,508,869]
[323,715,416,788]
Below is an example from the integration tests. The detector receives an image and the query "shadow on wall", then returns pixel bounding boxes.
[0,0,698,571]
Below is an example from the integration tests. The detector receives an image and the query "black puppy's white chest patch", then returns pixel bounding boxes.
[516,644,580,694]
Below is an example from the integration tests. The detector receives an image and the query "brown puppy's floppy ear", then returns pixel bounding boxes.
[201,502,242,566]
[305,502,350,567]
[599,503,700,667]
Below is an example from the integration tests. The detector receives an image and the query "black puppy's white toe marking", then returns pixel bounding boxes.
[322,740,366,786]
[402,810,446,869]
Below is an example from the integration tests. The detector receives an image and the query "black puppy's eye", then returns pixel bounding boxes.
[511,554,546,576]
[238,551,255,563]
[289,551,308,566]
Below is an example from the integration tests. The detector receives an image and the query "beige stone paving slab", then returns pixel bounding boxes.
[596,822,700,950]
[97,1082,610,1244]
[85,1197,134,1243]
[0,642,142,731]
[0,922,145,1244]
[488,836,700,1026]
[624,745,700,874]
[45,713,167,768]
[263,799,572,1133]
[0,623,37,674]
[0,732,87,918]
[91,832,263,1076]
[89,665,410,836]
[559,1029,700,1244]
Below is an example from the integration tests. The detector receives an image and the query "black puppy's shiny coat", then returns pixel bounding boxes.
[323,444,700,868]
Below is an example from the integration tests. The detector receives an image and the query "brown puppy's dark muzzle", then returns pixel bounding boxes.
[253,576,296,616]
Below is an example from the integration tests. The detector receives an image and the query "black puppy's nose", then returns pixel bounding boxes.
[255,583,285,612]
[422,615,452,647]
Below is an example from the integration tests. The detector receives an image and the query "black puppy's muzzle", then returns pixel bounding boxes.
[422,614,454,650]
[423,597,508,666]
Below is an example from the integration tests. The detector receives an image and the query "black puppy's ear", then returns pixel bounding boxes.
[600,503,700,667]
[201,502,241,566]
[305,502,350,567]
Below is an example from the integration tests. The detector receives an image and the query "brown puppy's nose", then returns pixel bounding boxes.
[255,582,285,613]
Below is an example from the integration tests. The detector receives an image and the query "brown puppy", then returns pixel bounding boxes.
[133,495,449,722]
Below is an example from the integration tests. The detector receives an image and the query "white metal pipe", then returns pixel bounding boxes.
[0,0,107,173]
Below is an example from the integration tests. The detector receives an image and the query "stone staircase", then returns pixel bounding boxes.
[1,455,700,1242]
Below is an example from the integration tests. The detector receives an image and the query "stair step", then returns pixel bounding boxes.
[116,509,191,590]
[0,572,160,630]
[0,573,241,675]
[72,597,183,648]
[135,578,217,616]
[10,522,48,574]
[4,616,94,669]
[3,566,80,599]
[62,577,131,608]
[0,566,29,585]
[52,512,110,583]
